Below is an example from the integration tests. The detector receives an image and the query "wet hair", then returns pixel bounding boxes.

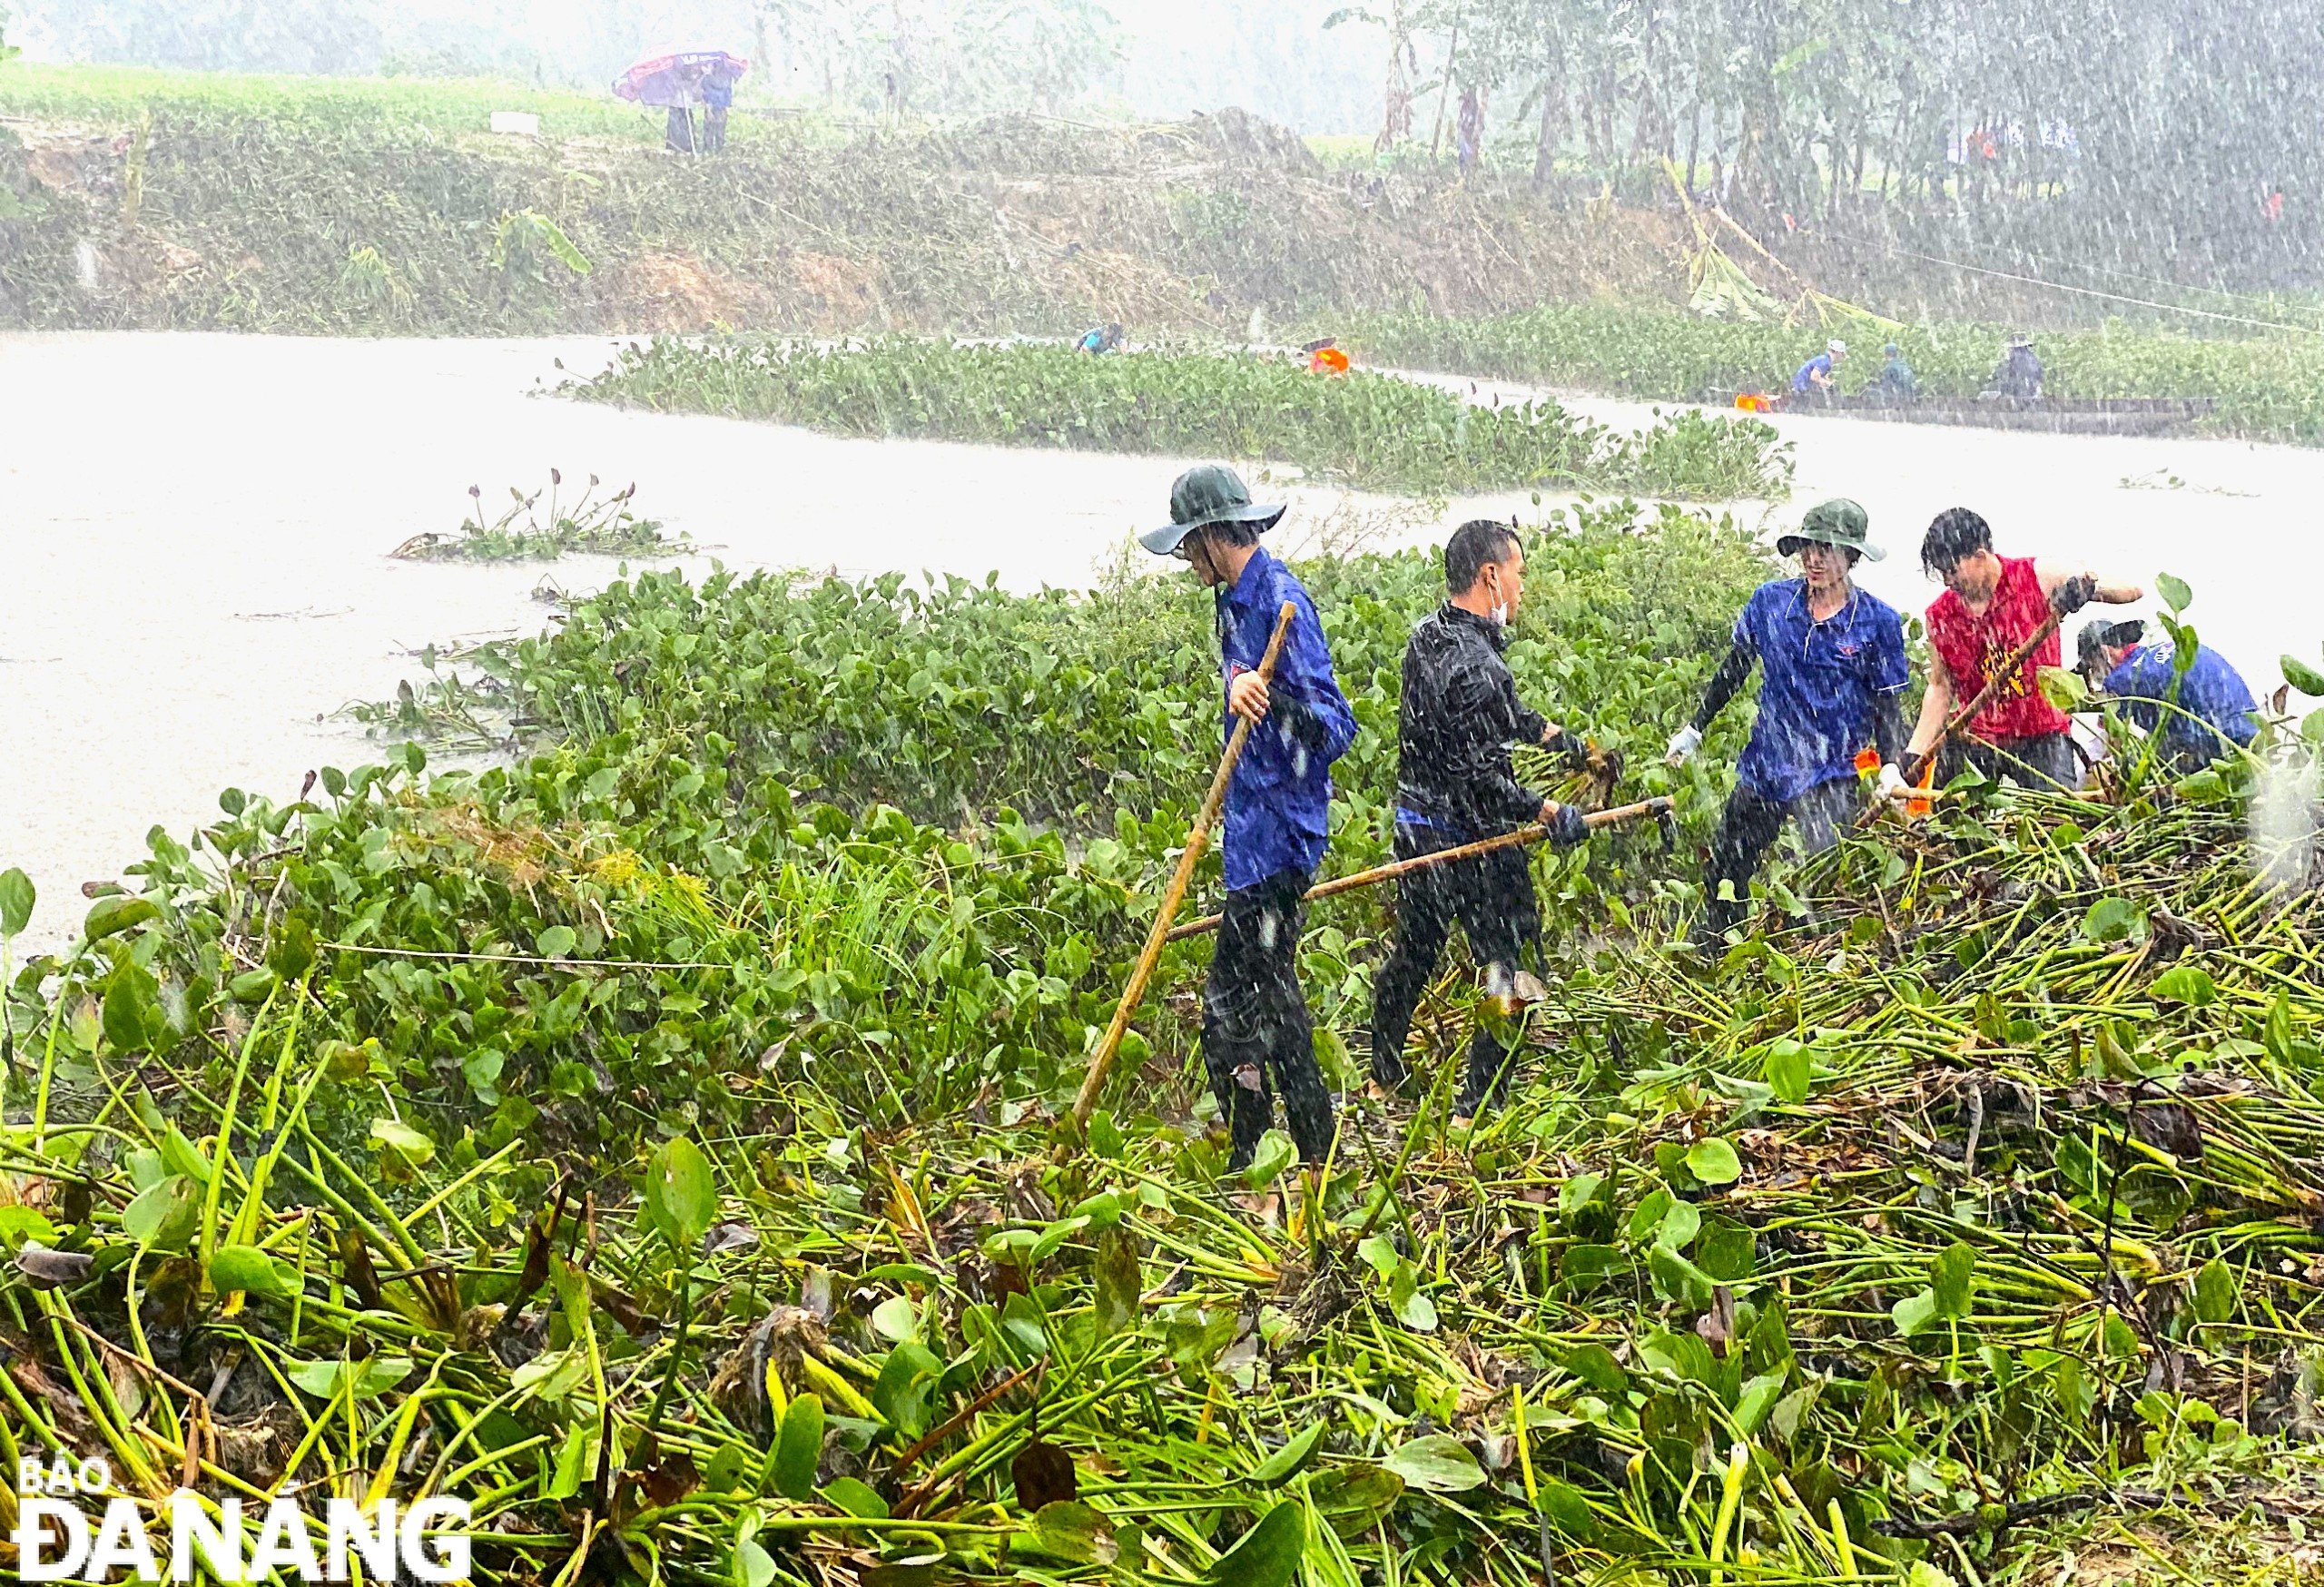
[1776,537,1861,567]
[1921,508,1994,577]
[1195,518,1265,550]
[1444,518,1521,594]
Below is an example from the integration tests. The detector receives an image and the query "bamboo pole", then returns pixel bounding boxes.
[1068,600,1298,1135]
[1164,797,1676,942]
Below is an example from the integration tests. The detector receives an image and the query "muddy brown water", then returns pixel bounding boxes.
[4,330,2317,946]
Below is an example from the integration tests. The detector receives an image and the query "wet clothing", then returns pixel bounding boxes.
[1214,548,1355,893]
[1204,867,1334,1169]
[1705,579,1910,803]
[1926,557,2070,743]
[1689,579,1906,944]
[1392,604,1551,836]
[1372,603,1563,1113]
[1790,352,1835,394]
[1702,777,1860,941]
[1936,731,2080,790]
[665,105,695,153]
[1992,346,2044,399]
[2102,642,2258,769]
[1874,354,1920,400]
[1369,823,1539,1115]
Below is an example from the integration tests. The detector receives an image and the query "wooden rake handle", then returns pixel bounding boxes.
[1067,600,1299,1136]
[1162,797,1676,943]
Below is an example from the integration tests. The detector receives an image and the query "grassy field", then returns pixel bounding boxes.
[0,60,672,142]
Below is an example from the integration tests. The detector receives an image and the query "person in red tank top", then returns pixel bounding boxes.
[1908,508,2143,789]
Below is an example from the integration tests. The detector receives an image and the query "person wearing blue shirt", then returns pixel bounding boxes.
[1790,339,1846,399]
[1142,465,1355,1172]
[1668,498,1911,948]
[2076,618,2258,772]
[701,71,734,153]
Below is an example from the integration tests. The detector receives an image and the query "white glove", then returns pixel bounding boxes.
[1666,724,1702,767]
[1876,764,1909,803]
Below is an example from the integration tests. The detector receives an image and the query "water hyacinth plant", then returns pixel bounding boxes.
[5,515,2324,1584]
[1334,304,2324,445]
[564,337,1795,503]
[390,472,683,563]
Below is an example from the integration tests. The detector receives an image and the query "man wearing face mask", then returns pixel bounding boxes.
[1143,465,1356,1173]
[1369,518,1600,1125]
[1668,499,1909,949]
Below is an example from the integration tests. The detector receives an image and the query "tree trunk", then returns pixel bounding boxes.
[1683,97,1702,196]
[1533,73,1566,185]
[1428,13,1464,162]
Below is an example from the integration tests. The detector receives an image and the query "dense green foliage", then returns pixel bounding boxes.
[5,504,2324,1583]
[1376,0,2320,283]
[1340,304,2324,445]
[567,337,1794,500]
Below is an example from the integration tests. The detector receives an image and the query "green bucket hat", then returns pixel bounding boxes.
[1141,464,1285,556]
[1777,498,1883,562]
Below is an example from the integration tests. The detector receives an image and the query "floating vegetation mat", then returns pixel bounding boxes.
[561,337,1795,503]
[1334,304,2324,448]
[4,507,2322,1586]
[391,474,684,564]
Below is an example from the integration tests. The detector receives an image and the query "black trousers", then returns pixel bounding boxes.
[1202,867,1334,1169]
[1939,731,2080,791]
[1368,825,1541,1118]
[1703,777,1859,941]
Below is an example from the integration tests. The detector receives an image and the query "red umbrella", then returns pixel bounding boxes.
[613,49,748,108]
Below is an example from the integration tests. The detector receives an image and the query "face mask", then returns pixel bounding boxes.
[1491,601,1511,627]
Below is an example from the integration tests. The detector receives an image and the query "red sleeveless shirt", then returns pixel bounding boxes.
[1925,556,2067,741]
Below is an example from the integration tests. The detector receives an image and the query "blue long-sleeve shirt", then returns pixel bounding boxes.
[1214,547,1355,892]
[2102,643,2257,764]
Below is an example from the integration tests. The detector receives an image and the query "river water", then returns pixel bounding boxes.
[4,330,2316,944]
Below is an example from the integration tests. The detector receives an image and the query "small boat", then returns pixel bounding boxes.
[1712,389,2215,437]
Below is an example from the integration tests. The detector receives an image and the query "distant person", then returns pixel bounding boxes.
[1455,87,1483,178]
[702,71,733,153]
[1909,508,2142,789]
[2077,618,2258,772]
[1872,341,1920,402]
[1989,336,2044,399]
[665,102,695,153]
[1078,323,1125,355]
[1790,339,1846,399]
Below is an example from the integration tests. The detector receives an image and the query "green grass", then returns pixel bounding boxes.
[0,60,667,142]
